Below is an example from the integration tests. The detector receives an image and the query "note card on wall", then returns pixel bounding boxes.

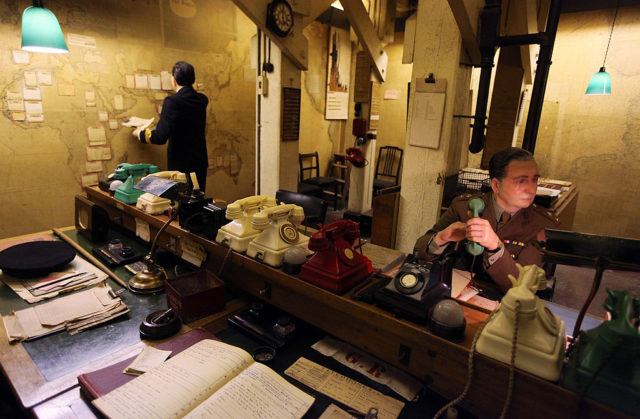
[408,77,447,149]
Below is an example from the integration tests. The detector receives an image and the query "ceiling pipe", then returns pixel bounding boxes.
[468,0,502,154]
[520,0,562,153]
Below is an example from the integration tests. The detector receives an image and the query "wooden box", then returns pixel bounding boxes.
[166,270,225,323]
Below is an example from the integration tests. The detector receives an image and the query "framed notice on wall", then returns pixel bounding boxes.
[408,77,447,149]
[282,87,300,142]
[325,27,351,120]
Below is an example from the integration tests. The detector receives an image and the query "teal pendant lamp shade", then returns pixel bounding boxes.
[21,4,68,53]
[585,67,611,95]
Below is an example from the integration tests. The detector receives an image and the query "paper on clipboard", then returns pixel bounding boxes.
[408,77,446,150]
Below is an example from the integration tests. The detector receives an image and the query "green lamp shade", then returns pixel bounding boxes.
[21,6,68,53]
[585,67,611,95]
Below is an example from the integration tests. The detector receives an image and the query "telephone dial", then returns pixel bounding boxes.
[373,254,452,321]
[298,220,372,293]
[476,263,566,381]
[246,203,309,268]
[215,195,277,252]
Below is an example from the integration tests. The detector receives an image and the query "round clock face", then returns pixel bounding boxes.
[267,0,293,37]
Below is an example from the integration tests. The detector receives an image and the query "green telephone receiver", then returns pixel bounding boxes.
[466,197,485,256]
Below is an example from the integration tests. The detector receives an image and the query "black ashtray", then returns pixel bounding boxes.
[252,346,276,363]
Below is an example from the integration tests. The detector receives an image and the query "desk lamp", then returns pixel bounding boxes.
[128,175,188,293]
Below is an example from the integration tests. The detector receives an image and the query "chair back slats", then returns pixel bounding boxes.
[375,146,403,184]
[299,152,320,182]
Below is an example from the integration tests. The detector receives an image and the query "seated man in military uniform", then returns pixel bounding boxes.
[414,147,559,294]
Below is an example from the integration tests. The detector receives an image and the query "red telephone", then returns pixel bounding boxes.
[299,220,372,293]
[346,147,367,168]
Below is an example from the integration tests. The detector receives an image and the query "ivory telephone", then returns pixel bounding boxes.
[136,171,187,215]
[215,195,277,252]
[246,203,309,268]
[298,220,372,293]
[476,263,566,381]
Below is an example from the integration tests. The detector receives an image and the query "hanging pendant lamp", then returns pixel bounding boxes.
[585,3,618,95]
[21,0,68,54]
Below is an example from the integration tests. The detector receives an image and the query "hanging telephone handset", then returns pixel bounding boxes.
[476,263,566,381]
[373,253,453,321]
[215,195,277,252]
[466,197,485,256]
[246,203,309,268]
[299,220,372,293]
[562,289,640,416]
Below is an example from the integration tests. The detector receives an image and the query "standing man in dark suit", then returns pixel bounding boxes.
[134,61,209,192]
[414,147,559,294]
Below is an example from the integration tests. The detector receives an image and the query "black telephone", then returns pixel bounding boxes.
[373,254,452,321]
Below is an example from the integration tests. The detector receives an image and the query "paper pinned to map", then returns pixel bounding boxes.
[121,116,154,128]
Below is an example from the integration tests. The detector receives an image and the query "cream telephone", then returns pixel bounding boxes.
[476,264,566,381]
[136,171,187,215]
[215,195,277,252]
[246,203,310,268]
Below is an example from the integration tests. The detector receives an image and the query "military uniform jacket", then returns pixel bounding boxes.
[140,85,209,173]
[414,191,559,292]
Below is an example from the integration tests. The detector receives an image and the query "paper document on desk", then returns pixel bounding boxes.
[0,255,107,303]
[2,283,128,342]
[311,336,422,401]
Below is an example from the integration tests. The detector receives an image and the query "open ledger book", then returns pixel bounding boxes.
[93,339,314,419]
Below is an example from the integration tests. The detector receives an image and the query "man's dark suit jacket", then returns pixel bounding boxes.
[139,85,209,181]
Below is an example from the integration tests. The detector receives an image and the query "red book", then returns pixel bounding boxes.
[77,329,216,400]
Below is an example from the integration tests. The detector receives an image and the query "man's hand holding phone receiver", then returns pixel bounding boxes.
[466,218,500,251]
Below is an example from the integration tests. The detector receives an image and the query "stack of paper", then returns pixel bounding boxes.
[3,283,129,342]
[0,256,108,303]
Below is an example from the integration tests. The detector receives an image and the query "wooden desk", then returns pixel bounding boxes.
[0,227,247,410]
[82,186,625,418]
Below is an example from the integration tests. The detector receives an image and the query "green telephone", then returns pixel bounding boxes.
[215,195,277,252]
[562,289,640,417]
[113,163,160,204]
[476,263,566,381]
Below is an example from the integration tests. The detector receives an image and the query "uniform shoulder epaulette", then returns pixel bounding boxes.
[453,192,482,202]
[531,204,560,224]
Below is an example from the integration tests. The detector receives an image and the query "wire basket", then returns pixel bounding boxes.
[457,168,490,193]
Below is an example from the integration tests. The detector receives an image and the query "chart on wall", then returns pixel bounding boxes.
[325,27,351,120]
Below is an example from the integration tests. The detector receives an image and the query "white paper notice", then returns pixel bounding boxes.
[6,90,22,100]
[135,218,150,242]
[108,119,118,130]
[160,71,173,90]
[113,94,124,110]
[86,146,112,161]
[24,101,43,114]
[26,113,44,122]
[7,100,24,111]
[37,70,53,85]
[85,90,96,107]
[67,33,97,48]
[98,110,109,122]
[86,160,103,173]
[81,173,99,187]
[24,71,38,86]
[134,74,149,89]
[22,87,41,100]
[57,83,75,96]
[87,126,107,146]
[11,111,25,121]
[125,74,135,89]
[149,75,161,90]
[12,49,29,64]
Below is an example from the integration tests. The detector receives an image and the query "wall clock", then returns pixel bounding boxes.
[266,0,293,37]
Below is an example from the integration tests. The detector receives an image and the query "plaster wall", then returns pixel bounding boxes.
[396,0,471,253]
[523,6,640,238]
[0,0,256,239]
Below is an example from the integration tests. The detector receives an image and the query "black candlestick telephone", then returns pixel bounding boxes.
[373,253,453,322]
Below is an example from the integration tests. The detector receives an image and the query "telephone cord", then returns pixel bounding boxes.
[500,300,521,419]
[432,304,499,419]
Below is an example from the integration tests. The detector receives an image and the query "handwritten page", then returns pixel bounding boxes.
[286,357,404,419]
[186,362,314,418]
[93,340,254,419]
[87,126,107,146]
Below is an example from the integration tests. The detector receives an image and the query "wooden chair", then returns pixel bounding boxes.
[299,152,340,210]
[373,146,403,196]
[276,190,328,231]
